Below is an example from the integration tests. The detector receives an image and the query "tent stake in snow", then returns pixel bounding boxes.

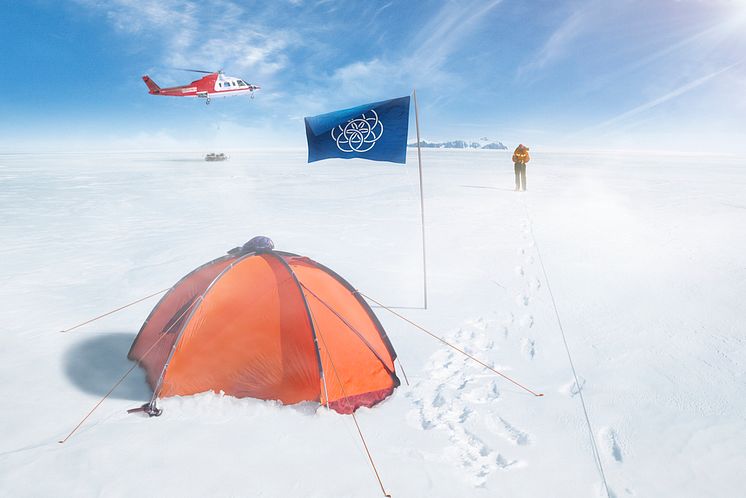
[58,298,198,444]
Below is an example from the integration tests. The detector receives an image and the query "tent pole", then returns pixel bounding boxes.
[413,88,428,310]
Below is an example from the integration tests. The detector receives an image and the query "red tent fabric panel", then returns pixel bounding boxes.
[128,255,236,389]
[159,254,321,404]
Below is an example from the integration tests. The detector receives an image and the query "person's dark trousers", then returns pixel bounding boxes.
[514,162,527,191]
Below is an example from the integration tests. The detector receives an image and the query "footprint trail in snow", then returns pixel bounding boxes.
[403,214,547,486]
[406,320,531,486]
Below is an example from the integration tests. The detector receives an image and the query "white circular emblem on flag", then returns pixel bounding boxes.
[331,110,384,153]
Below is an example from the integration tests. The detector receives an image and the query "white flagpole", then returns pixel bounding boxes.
[413,89,428,309]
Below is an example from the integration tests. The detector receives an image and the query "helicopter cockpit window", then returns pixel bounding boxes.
[237,80,246,86]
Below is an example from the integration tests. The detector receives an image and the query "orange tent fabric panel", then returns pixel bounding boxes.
[159,255,321,405]
[285,256,397,412]
[128,255,236,389]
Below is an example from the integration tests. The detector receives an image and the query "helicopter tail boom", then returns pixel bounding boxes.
[142,75,161,94]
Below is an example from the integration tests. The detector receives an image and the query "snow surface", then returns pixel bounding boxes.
[1,149,745,497]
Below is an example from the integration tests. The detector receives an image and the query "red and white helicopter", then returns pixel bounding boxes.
[142,69,260,104]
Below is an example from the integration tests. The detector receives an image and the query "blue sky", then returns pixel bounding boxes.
[1,0,745,152]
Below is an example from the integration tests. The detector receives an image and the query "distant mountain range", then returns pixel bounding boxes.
[407,140,508,150]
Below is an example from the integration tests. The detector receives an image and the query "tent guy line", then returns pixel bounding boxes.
[58,297,200,443]
[359,292,545,397]
[59,288,170,333]
[308,304,392,498]
[523,201,611,498]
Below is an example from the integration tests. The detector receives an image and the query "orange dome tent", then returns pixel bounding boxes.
[128,237,400,415]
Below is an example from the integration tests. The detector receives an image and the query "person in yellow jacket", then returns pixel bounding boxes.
[512,144,530,191]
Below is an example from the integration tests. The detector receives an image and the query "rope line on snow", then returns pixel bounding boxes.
[59,288,170,333]
[523,202,611,498]
[359,292,544,397]
[58,298,198,444]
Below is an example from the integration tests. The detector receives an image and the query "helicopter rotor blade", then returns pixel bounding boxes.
[171,67,215,74]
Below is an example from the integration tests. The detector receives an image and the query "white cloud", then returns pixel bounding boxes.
[329,0,503,101]
[410,0,502,79]
[588,61,742,131]
[77,0,291,79]
[516,6,591,79]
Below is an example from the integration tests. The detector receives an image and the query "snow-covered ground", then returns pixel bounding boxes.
[1,149,744,497]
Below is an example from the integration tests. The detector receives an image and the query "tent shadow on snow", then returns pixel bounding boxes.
[64,332,150,401]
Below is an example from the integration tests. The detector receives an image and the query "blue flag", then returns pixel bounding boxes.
[305,96,410,164]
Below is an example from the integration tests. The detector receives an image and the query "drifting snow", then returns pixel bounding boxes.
[0,149,744,497]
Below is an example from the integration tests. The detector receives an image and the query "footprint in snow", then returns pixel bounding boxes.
[461,380,500,404]
[500,324,511,339]
[453,327,477,346]
[518,314,534,329]
[444,426,517,487]
[409,321,518,484]
[521,338,536,360]
[469,333,494,351]
[464,317,492,332]
[500,313,514,339]
[600,427,624,463]
[516,293,530,306]
[485,416,532,446]
[530,278,541,291]
[560,377,586,397]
